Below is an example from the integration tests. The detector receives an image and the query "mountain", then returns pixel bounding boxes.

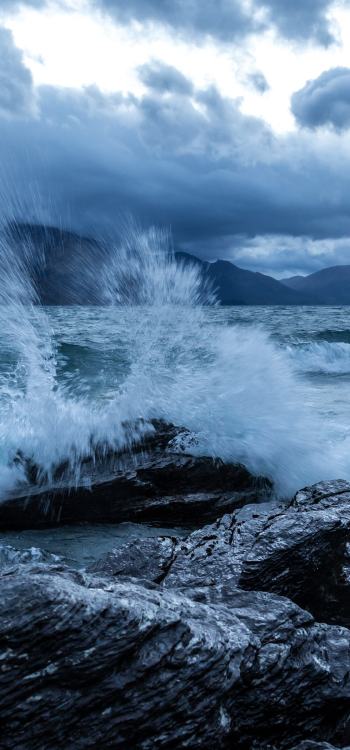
[4,222,106,305]
[176,252,314,305]
[1,222,319,305]
[282,265,350,304]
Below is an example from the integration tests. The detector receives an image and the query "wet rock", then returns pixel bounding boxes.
[162,501,282,592]
[162,482,350,627]
[240,481,350,627]
[1,564,350,749]
[0,420,271,529]
[88,535,177,583]
[0,543,62,570]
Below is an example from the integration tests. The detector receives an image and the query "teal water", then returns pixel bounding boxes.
[1,304,350,566]
[1,304,350,494]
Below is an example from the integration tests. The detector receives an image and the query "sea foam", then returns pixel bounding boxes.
[0,220,349,499]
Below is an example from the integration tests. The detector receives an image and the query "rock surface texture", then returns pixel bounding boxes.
[1,479,350,748]
[0,421,271,528]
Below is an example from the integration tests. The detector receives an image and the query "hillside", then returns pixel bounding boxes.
[282,265,350,304]
[176,252,314,305]
[3,223,326,305]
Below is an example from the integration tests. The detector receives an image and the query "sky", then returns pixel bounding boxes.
[2,1,350,276]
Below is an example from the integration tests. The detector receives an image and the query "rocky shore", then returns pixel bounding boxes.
[0,420,271,528]
[0,423,350,749]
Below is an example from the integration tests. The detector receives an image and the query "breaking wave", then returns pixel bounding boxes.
[0,220,350,499]
[288,341,350,375]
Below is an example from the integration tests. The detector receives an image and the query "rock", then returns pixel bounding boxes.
[161,483,350,627]
[1,564,350,749]
[0,565,256,750]
[291,744,350,750]
[0,543,62,570]
[88,535,177,583]
[162,501,282,592]
[240,481,350,627]
[0,420,271,529]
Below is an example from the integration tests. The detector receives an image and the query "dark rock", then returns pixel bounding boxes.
[161,481,350,627]
[3,479,350,748]
[0,421,271,529]
[1,564,350,749]
[88,535,177,583]
[162,501,282,592]
[240,481,350,627]
[0,543,62,570]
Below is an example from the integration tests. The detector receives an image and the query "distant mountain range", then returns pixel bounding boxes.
[4,223,350,305]
[175,252,314,305]
[282,266,350,305]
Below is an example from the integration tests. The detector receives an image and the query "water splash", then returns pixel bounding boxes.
[0,218,349,499]
[288,340,350,375]
[0,220,215,494]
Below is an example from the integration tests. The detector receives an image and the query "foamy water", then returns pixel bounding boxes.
[0,224,350,499]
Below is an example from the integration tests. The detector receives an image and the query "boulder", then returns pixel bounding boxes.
[0,421,271,529]
[1,563,350,749]
[88,535,177,582]
[160,483,350,627]
[0,543,62,570]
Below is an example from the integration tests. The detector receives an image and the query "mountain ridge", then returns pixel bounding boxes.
[282,264,350,304]
[175,251,314,305]
[4,223,350,305]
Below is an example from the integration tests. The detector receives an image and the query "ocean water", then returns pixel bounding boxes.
[1,302,350,494]
[1,226,350,565]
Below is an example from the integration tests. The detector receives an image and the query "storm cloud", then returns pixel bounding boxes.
[93,0,256,42]
[0,28,35,117]
[260,0,336,46]
[138,61,194,96]
[0,0,338,46]
[1,26,350,275]
[292,67,350,131]
[248,72,269,93]
[186,234,350,278]
[94,0,337,45]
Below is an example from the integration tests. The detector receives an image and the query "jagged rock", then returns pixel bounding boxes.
[88,535,177,583]
[1,564,350,749]
[0,421,271,529]
[162,501,282,592]
[160,482,350,627]
[0,543,62,570]
[291,744,350,750]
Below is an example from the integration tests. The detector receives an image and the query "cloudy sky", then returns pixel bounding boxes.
[2,0,350,276]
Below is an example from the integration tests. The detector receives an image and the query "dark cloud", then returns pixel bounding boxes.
[260,0,335,46]
[0,28,34,117]
[292,67,350,131]
[93,0,256,42]
[0,0,337,46]
[247,71,269,93]
[94,0,336,45]
[183,234,350,278]
[138,60,193,96]
[2,35,350,275]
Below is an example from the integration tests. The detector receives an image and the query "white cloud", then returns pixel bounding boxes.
[2,1,350,134]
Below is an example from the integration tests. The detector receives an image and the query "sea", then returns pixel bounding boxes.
[1,231,350,566]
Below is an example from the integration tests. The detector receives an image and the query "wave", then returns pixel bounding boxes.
[0,220,350,499]
[288,341,350,375]
[313,329,350,344]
